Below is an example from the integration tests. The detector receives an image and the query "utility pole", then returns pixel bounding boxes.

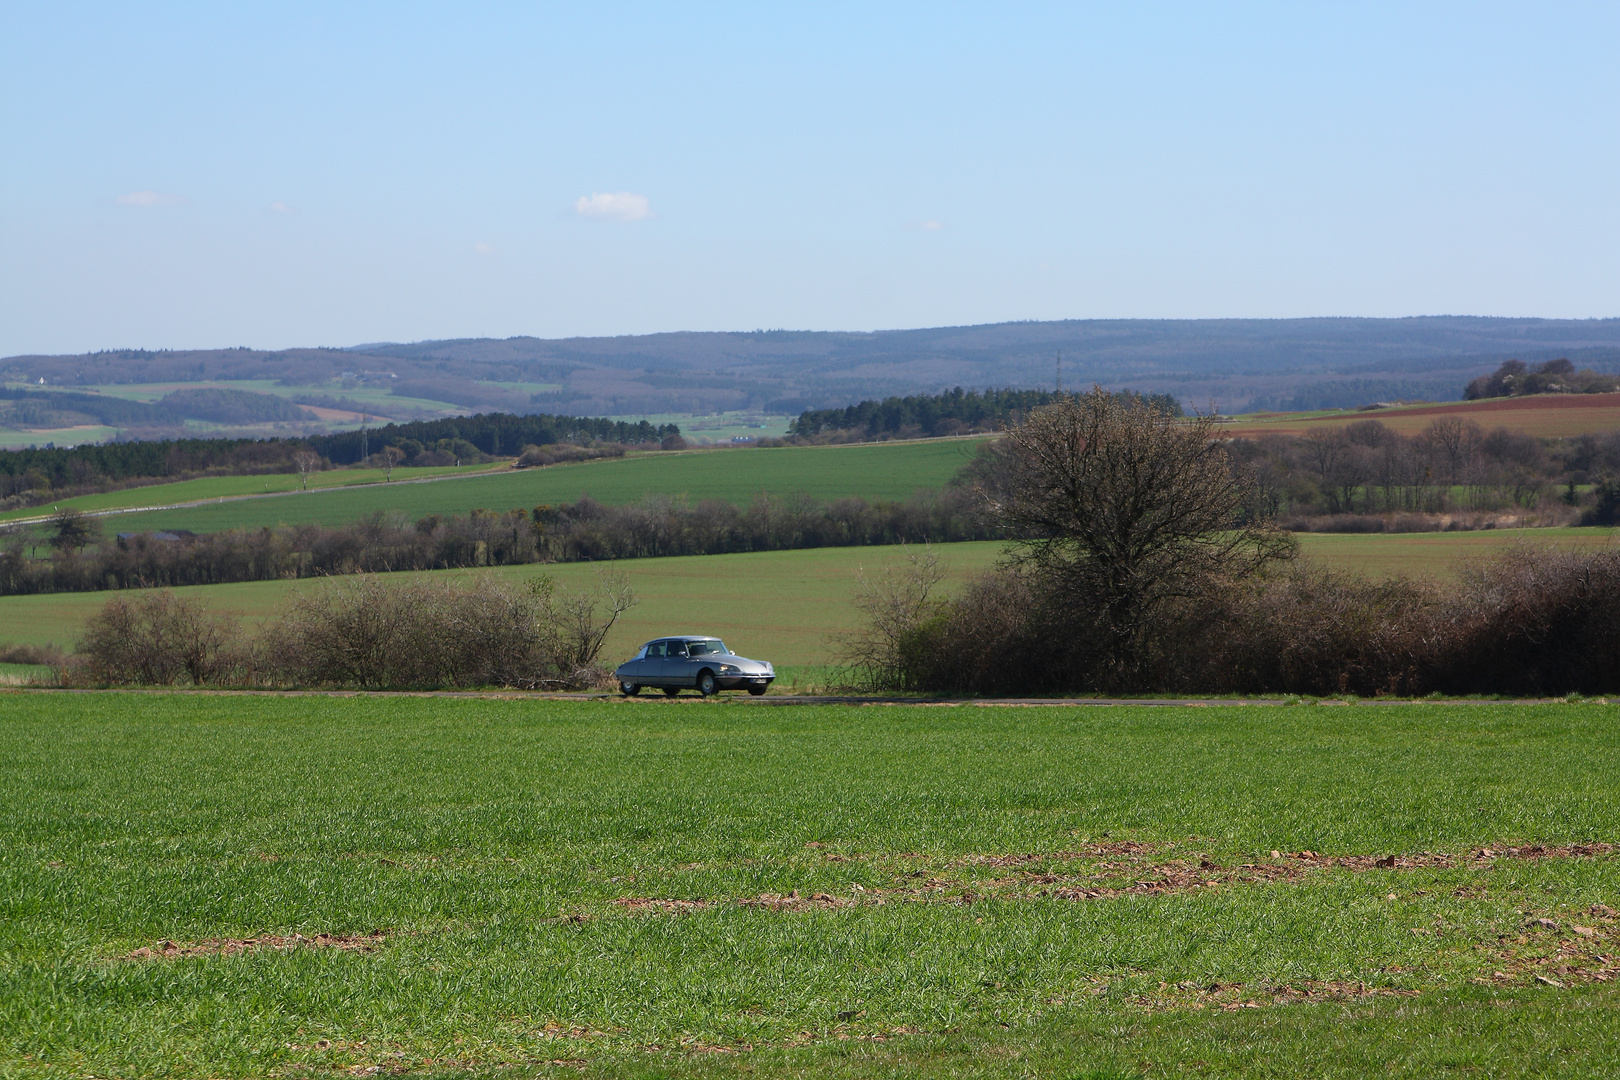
[360,414,369,463]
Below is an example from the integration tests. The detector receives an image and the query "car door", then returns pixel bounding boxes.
[636,640,666,685]
[621,642,656,683]
[659,639,697,686]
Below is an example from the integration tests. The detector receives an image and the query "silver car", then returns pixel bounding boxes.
[615,636,776,697]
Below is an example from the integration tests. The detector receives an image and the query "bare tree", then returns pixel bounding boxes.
[382,445,405,482]
[836,545,946,690]
[531,569,638,671]
[292,450,320,491]
[1420,417,1482,486]
[983,387,1294,682]
[47,508,100,553]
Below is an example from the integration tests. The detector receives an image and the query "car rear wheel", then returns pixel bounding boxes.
[663,686,681,697]
[696,670,718,696]
[619,681,639,696]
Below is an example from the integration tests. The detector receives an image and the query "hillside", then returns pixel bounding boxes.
[80,438,986,534]
[3,530,1615,660]
[9,317,1620,421]
[1228,391,1620,438]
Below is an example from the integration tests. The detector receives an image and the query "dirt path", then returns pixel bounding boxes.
[3,686,1604,707]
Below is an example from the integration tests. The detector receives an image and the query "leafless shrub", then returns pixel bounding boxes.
[836,546,947,691]
[0,642,64,665]
[852,543,1620,697]
[530,569,638,679]
[890,566,1059,695]
[1187,563,1444,696]
[1435,543,1620,695]
[70,590,245,686]
[516,443,626,467]
[257,570,636,690]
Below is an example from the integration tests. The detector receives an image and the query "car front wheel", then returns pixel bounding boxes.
[747,684,767,696]
[697,670,718,696]
[619,681,640,696]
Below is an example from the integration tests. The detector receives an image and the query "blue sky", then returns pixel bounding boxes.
[2,1,1617,356]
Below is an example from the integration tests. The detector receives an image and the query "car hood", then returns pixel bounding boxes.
[710,652,773,673]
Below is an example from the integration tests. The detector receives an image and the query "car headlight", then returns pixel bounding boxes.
[719,664,740,674]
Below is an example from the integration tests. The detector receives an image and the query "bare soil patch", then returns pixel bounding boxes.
[609,897,710,913]
[122,931,388,960]
[1478,903,1620,988]
[610,842,1616,916]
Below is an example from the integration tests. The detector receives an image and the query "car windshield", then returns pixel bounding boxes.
[686,640,725,656]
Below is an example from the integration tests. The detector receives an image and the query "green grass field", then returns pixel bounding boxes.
[0,423,119,451]
[1,529,1616,663]
[80,438,985,534]
[1291,526,1618,579]
[0,542,1006,665]
[1,694,1617,1077]
[72,379,480,415]
[0,462,504,524]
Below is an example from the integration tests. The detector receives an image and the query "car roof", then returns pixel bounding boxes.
[649,636,722,643]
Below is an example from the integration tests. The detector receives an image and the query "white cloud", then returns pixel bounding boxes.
[574,191,652,222]
[116,190,187,207]
[269,200,295,214]
[473,242,495,255]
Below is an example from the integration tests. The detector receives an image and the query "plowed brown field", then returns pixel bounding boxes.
[1230,392,1620,438]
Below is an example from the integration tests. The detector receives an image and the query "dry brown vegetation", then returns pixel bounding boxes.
[845,389,1620,697]
[66,572,636,690]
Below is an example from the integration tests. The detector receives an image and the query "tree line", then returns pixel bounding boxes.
[844,388,1620,697]
[1227,417,1620,528]
[0,409,683,505]
[1,488,994,597]
[307,413,682,464]
[787,387,1183,440]
[1465,358,1619,400]
[0,386,314,431]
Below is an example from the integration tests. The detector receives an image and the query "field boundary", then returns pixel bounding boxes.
[0,462,515,529]
[3,687,1606,707]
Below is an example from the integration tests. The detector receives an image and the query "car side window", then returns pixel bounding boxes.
[668,641,688,658]
[645,641,666,659]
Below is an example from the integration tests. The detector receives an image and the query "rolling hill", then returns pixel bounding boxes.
[69,438,986,534]
[9,317,1620,423]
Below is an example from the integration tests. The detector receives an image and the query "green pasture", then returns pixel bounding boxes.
[0,462,504,524]
[88,438,987,534]
[72,379,480,415]
[0,542,1005,665]
[0,424,118,451]
[1,694,1617,1077]
[2,529,1617,663]
[624,410,794,443]
[1293,525,1618,579]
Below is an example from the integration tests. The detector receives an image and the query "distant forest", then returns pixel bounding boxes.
[789,388,1183,440]
[10,318,1620,417]
[0,386,311,431]
[309,413,680,465]
[0,410,681,503]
